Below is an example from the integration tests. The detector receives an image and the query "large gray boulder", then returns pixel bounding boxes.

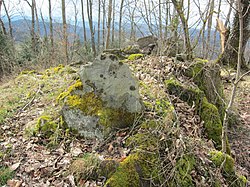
[61,54,143,139]
[79,54,143,113]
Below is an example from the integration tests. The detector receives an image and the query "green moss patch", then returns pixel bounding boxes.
[127,54,144,61]
[165,78,223,149]
[184,59,225,119]
[105,152,161,187]
[210,151,234,175]
[172,155,195,187]
[200,99,222,148]
[0,167,14,186]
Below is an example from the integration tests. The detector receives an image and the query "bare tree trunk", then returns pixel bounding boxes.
[212,0,221,56]
[158,0,162,39]
[205,0,214,59]
[62,0,68,63]
[40,11,47,38]
[31,0,36,53]
[172,0,192,60]
[105,0,112,49]
[111,0,115,47]
[102,0,106,48]
[219,0,249,69]
[0,19,6,35]
[48,0,54,51]
[225,0,234,28]
[87,0,96,56]
[128,4,136,41]
[34,1,40,37]
[80,0,87,51]
[118,0,124,47]
[97,0,101,51]
[3,0,12,38]
[0,1,6,35]
[164,1,170,38]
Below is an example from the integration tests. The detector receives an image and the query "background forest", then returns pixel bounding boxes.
[0,0,249,77]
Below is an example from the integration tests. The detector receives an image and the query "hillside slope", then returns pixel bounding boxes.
[0,57,249,186]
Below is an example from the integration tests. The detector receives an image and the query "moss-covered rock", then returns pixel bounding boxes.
[200,99,222,148]
[165,78,224,149]
[60,54,143,139]
[210,151,235,175]
[165,78,204,106]
[209,151,247,187]
[105,152,161,187]
[184,59,225,119]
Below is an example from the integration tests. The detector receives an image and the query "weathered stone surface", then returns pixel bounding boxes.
[79,54,143,113]
[61,53,143,139]
[136,35,158,55]
[62,108,103,139]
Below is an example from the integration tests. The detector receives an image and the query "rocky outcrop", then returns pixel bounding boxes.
[60,54,143,139]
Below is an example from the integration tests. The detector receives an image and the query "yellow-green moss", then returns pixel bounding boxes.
[20,70,37,75]
[105,154,140,187]
[127,54,144,61]
[165,78,227,151]
[235,175,248,187]
[209,151,235,175]
[185,59,207,78]
[56,79,83,103]
[185,60,225,119]
[0,167,14,186]
[65,92,135,129]
[209,151,248,186]
[34,115,58,137]
[126,121,159,152]
[105,152,160,187]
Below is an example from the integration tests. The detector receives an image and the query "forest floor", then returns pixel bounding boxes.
[224,73,250,178]
[0,62,249,186]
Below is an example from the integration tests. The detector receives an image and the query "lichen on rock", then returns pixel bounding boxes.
[60,53,143,139]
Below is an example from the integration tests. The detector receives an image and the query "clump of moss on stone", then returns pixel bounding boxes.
[185,58,207,79]
[98,159,120,179]
[184,59,225,119]
[65,92,135,129]
[209,151,247,186]
[0,167,14,186]
[34,115,58,138]
[236,175,248,187]
[165,78,204,107]
[127,54,144,61]
[165,78,224,150]
[56,79,83,103]
[105,152,161,187]
[209,151,234,175]
[126,127,158,151]
[200,98,222,149]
